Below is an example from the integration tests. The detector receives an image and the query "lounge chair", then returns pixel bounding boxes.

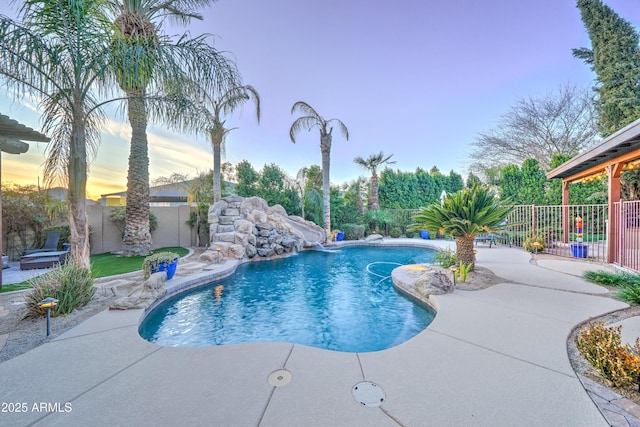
[474,233,512,248]
[22,231,61,255]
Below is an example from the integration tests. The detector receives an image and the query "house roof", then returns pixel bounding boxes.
[101,181,191,199]
[546,117,640,180]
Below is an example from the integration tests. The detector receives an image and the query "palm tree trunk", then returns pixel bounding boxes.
[211,131,222,203]
[121,91,151,256]
[67,103,90,268]
[455,235,476,270]
[321,133,332,237]
[370,173,379,210]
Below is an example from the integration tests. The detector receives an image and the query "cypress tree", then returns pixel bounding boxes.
[574,0,640,136]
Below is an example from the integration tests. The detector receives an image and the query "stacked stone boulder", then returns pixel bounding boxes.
[205,196,325,260]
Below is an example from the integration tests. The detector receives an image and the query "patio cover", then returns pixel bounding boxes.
[0,113,49,288]
[547,117,640,261]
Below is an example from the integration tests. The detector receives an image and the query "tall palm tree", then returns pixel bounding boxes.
[107,0,240,256]
[0,0,114,268]
[353,151,396,210]
[290,102,348,236]
[347,177,367,216]
[412,185,513,269]
[203,85,260,202]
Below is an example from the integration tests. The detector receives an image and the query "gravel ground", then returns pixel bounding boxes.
[0,289,116,363]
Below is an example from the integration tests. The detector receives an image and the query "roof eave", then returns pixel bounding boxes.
[547,117,640,180]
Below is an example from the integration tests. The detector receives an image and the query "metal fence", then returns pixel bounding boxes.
[377,204,640,270]
[387,205,610,264]
[612,200,640,271]
[386,209,420,235]
[504,204,608,263]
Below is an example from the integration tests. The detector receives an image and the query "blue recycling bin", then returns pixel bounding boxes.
[570,243,588,258]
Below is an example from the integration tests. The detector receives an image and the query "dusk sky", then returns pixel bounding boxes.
[1,0,638,199]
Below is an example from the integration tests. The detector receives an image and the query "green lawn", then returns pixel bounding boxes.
[0,247,190,294]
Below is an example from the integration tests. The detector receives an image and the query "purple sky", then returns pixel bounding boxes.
[1,0,638,198]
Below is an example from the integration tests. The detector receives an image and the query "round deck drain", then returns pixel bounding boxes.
[268,369,292,387]
[352,381,385,407]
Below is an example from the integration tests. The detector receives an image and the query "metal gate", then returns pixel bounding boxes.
[613,201,640,271]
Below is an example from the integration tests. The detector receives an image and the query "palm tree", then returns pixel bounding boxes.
[290,102,348,236]
[203,85,260,202]
[353,151,396,210]
[346,177,367,216]
[107,0,240,256]
[412,185,513,269]
[0,0,114,268]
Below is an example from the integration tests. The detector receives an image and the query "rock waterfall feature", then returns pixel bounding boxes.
[202,196,326,260]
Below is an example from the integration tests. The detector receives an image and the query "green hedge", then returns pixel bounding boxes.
[342,224,365,240]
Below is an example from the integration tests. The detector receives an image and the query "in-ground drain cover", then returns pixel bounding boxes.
[352,381,386,407]
[268,369,292,387]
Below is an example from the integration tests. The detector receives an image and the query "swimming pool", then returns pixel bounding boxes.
[139,246,437,352]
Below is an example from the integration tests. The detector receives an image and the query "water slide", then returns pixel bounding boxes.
[276,214,327,247]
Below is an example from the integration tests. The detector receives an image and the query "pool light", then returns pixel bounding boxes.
[38,297,59,336]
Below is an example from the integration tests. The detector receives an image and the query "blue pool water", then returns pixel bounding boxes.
[139,246,437,352]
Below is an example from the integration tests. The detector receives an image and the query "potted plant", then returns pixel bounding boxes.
[142,251,179,280]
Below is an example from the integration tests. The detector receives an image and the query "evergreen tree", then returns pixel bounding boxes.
[574,0,640,136]
[496,159,547,205]
[466,172,483,188]
[446,171,465,194]
[235,160,259,196]
[545,154,603,205]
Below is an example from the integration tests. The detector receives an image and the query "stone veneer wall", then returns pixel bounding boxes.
[207,196,325,260]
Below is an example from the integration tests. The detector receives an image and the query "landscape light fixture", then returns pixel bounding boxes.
[38,297,59,336]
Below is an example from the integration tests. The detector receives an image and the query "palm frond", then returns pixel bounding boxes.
[291,101,322,120]
[411,185,513,238]
[290,116,322,143]
[328,118,349,140]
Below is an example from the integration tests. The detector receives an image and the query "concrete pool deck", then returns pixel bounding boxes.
[0,239,636,426]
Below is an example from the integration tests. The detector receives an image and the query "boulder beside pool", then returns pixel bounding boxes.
[392,264,454,299]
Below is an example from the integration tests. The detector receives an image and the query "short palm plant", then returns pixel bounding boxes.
[411,185,513,269]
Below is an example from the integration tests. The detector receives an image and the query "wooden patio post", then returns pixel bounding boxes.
[608,163,624,263]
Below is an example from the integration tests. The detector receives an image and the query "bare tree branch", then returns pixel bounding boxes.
[469,84,600,174]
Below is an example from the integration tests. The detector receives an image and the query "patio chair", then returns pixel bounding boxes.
[474,232,512,248]
[474,233,495,247]
[22,231,61,255]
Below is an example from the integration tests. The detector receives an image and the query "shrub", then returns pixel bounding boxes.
[523,235,545,253]
[433,249,457,268]
[584,270,640,288]
[24,260,95,318]
[618,284,640,305]
[186,206,210,247]
[142,251,179,279]
[342,223,365,240]
[459,261,472,282]
[575,322,640,388]
[388,227,402,238]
